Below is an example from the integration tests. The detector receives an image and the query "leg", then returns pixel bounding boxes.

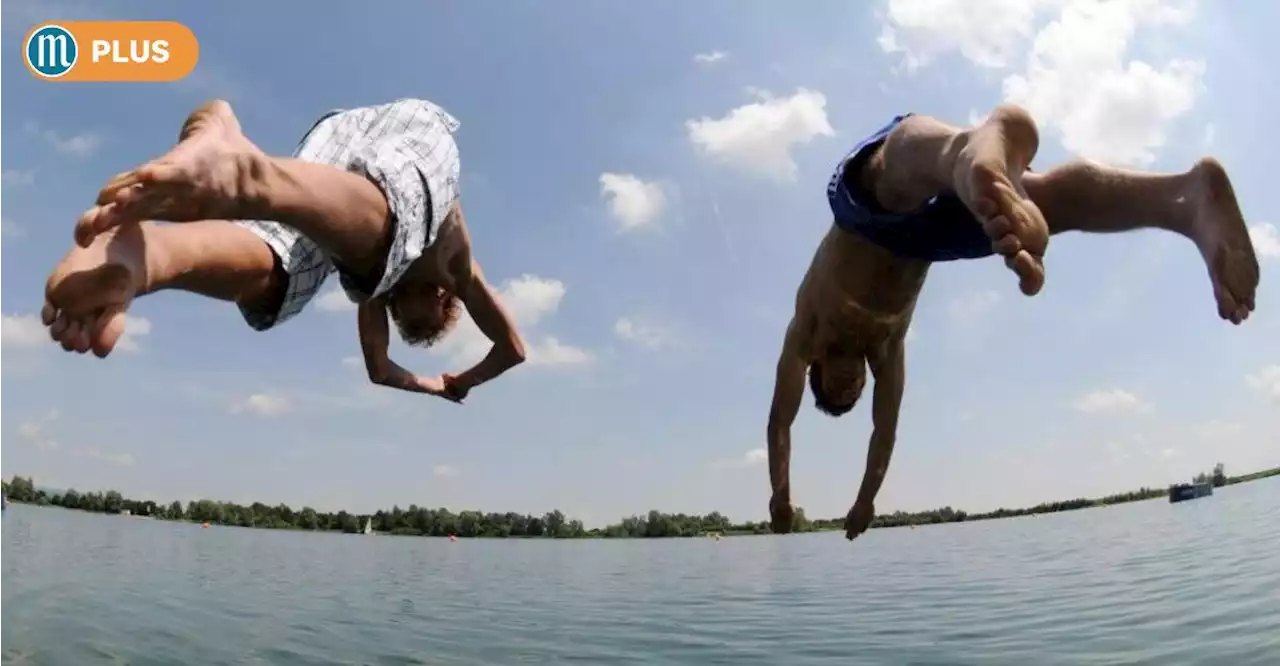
[1024,158,1259,323]
[42,221,286,357]
[867,106,1050,295]
[75,101,393,278]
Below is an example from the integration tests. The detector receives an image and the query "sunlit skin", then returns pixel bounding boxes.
[767,105,1259,541]
[41,100,527,401]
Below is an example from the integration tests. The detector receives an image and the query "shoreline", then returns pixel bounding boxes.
[5,466,1276,539]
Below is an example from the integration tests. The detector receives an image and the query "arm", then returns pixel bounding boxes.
[445,260,527,395]
[767,318,809,534]
[847,340,906,536]
[357,297,455,398]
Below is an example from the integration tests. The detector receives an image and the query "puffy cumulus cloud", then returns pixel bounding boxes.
[2,314,46,348]
[1246,364,1280,401]
[432,275,592,369]
[599,173,667,232]
[1073,387,1150,414]
[24,121,103,157]
[686,88,834,182]
[614,317,674,351]
[432,464,460,478]
[315,286,357,313]
[1250,223,1279,260]
[114,315,153,353]
[711,447,768,470]
[694,50,729,65]
[880,0,1205,167]
[231,392,293,417]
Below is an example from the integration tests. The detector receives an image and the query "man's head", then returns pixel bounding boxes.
[808,347,867,417]
[386,282,462,347]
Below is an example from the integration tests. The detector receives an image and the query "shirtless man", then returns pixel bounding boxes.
[767,105,1259,541]
[41,99,526,402]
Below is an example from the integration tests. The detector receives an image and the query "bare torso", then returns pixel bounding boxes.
[400,203,475,290]
[795,224,930,363]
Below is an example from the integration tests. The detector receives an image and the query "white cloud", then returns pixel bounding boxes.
[1246,364,1280,401]
[2,169,36,186]
[432,275,591,369]
[2,314,46,348]
[1201,123,1216,150]
[432,464,459,478]
[686,88,834,182]
[1,217,23,238]
[80,447,135,466]
[598,173,667,232]
[880,0,1205,167]
[1073,388,1148,414]
[315,287,356,313]
[114,315,152,353]
[947,289,1002,321]
[231,392,292,417]
[18,410,60,451]
[25,122,103,157]
[525,338,593,367]
[341,356,362,368]
[712,447,768,469]
[1250,223,1279,260]
[694,50,729,65]
[614,317,673,350]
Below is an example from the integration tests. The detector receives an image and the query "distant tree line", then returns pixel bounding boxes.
[4,465,1277,539]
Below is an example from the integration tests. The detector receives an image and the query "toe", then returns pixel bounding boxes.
[1012,250,1045,296]
[60,319,81,352]
[74,204,119,248]
[90,306,128,358]
[50,311,71,339]
[982,214,1013,240]
[991,234,1022,256]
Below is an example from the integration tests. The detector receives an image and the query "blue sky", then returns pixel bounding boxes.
[3,0,1277,526]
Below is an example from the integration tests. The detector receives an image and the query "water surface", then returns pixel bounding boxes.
[4,479,1278,665]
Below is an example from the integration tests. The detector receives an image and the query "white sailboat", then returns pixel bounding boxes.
[362,518,373,535]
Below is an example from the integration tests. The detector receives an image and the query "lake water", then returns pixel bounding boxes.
[3,479,1278,666]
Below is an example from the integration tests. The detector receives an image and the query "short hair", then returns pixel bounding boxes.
[387,289,461,348]
[808,361,857,417]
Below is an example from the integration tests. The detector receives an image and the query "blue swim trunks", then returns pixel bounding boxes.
[826,114,994,262]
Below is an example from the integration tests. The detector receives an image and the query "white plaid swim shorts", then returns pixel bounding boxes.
[236,98,462,331]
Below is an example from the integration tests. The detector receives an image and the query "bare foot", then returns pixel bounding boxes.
[43,226,147,358]
[953,106,1050,296]
[1186,158,1259,324]
[75,100,265,248]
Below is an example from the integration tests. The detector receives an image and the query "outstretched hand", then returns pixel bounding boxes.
[844,500,875,541]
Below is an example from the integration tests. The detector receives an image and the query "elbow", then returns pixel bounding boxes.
[366,365,389,386]
[506,337,527,366]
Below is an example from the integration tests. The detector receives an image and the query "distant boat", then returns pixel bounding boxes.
[1169,481,1214,503]
[362,518,373,535]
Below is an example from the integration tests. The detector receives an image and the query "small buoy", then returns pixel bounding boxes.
[202,522,210,528]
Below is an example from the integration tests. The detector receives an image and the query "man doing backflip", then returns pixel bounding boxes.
[41,98,526,402]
